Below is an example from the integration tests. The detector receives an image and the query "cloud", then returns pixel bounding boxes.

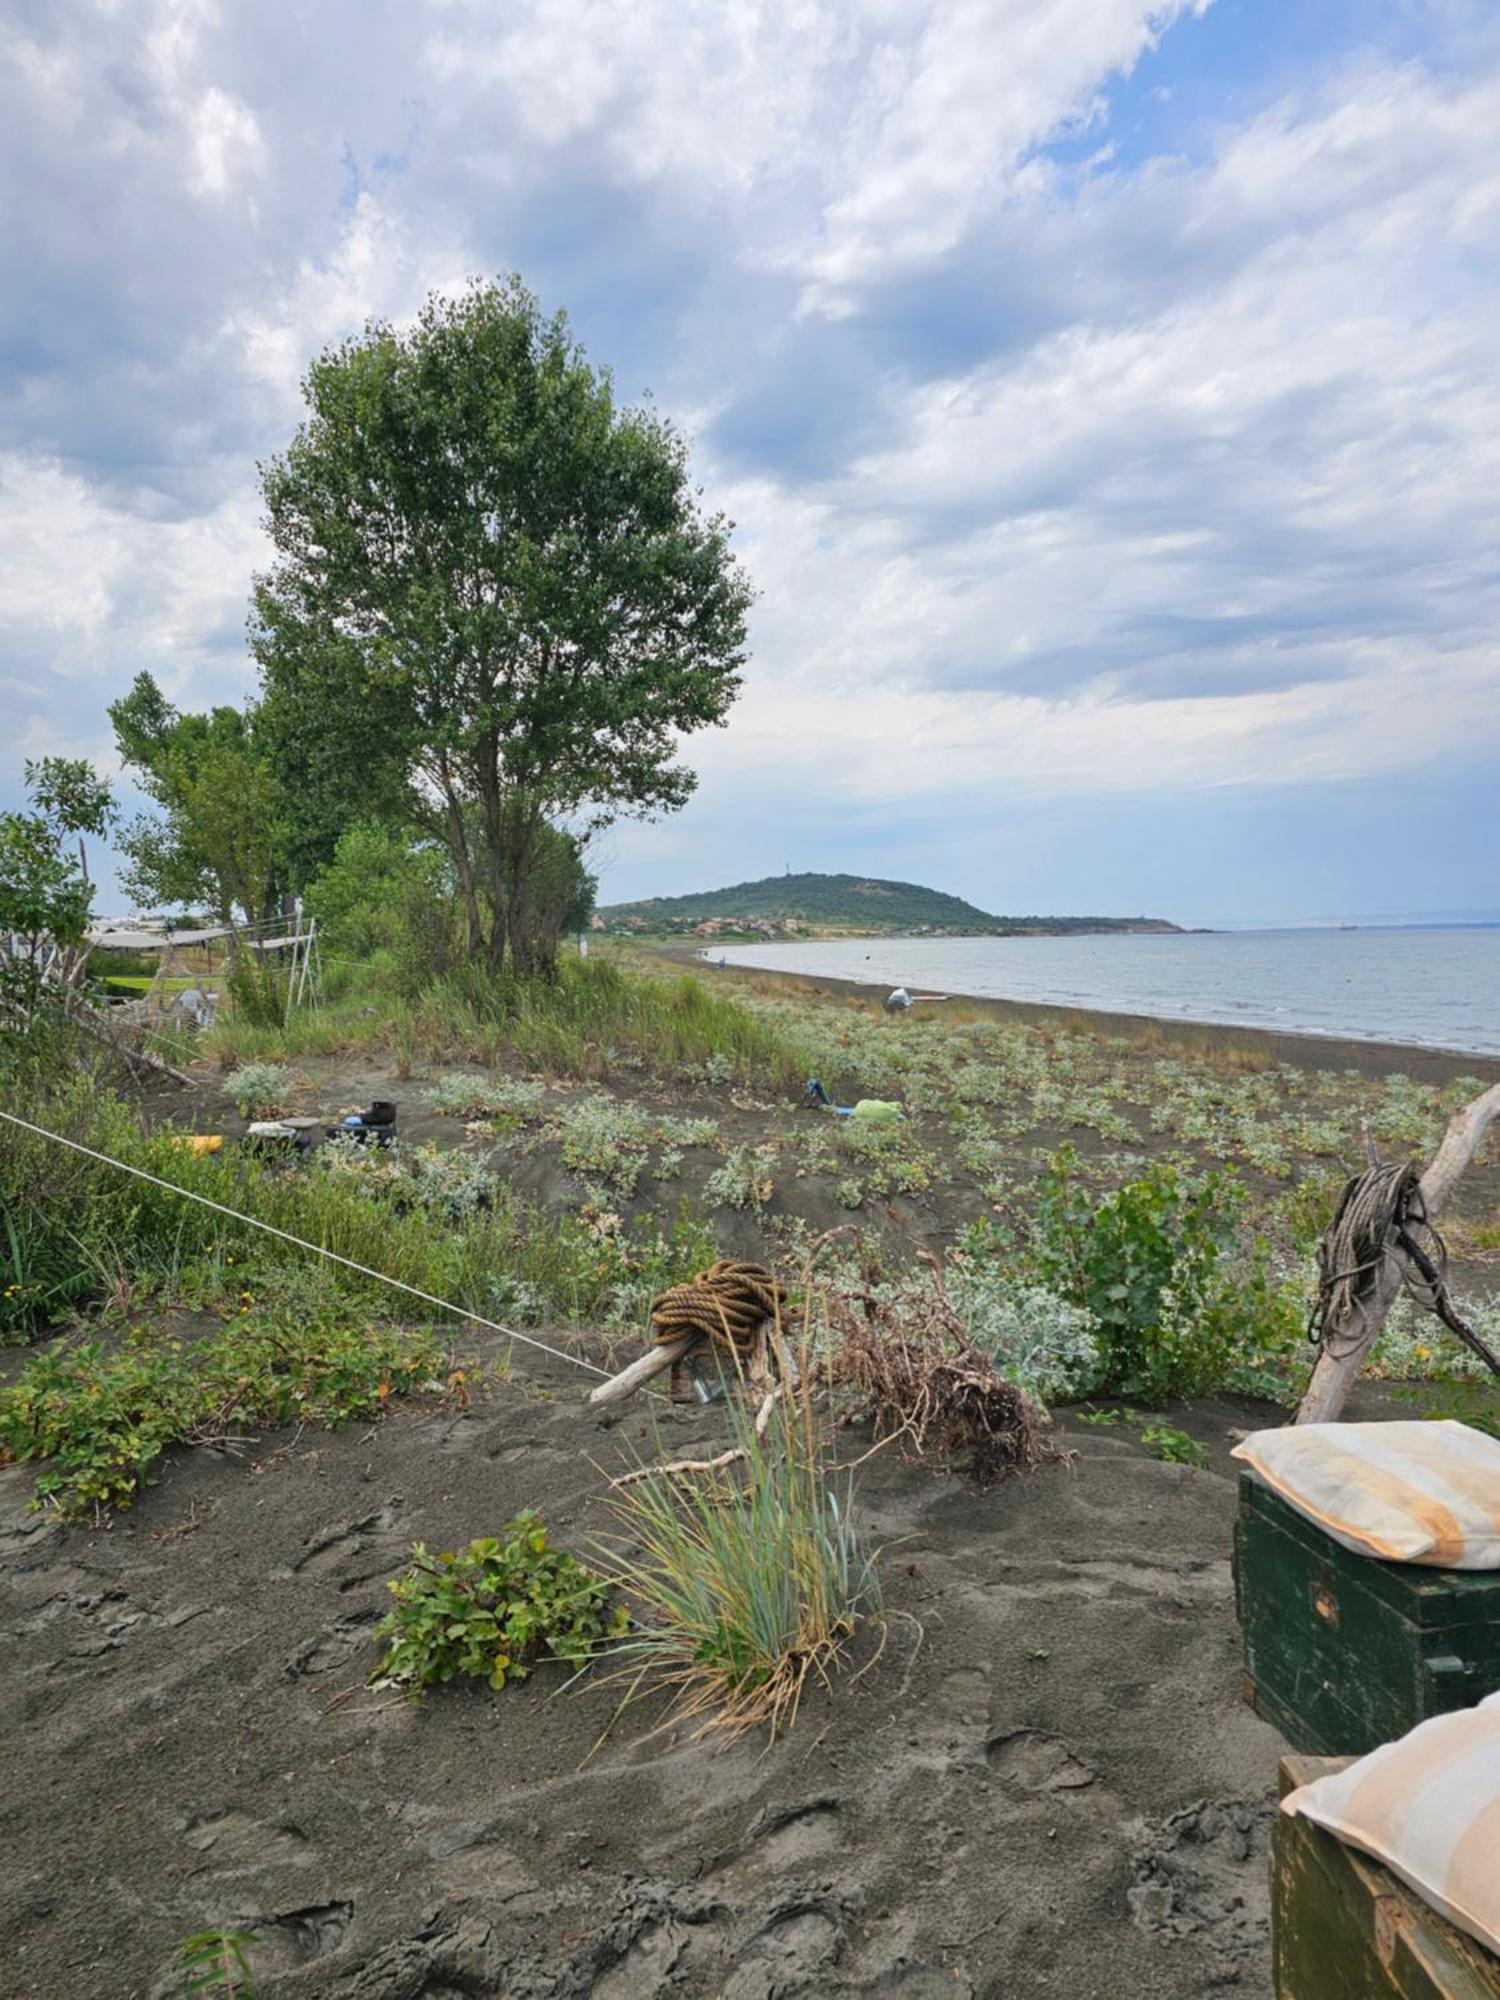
[1,1,1497,920]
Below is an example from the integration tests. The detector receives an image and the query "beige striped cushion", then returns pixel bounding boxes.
[1231,1421,1500,1569]
[1282,1693,1500,1956]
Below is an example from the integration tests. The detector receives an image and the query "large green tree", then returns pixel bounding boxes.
[109,674,285,924]
[252,277,752,974]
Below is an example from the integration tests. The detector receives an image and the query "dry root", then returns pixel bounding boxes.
[826,1268,1062,1486]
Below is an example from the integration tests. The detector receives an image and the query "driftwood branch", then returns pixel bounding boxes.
[588,1332,699,1406]
[1296,1081,1500,1425]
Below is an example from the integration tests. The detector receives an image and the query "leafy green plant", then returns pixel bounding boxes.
[224,1060,292,1118]
[1031,1145,1296,1401]
[600,1374,881,1739]
[370,1513,627,1699]
[1139,1421,1210,1468]
[1,1305,440,1516]
[169,1929,256,1998]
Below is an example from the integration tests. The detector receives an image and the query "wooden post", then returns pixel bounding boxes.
[1297,1082,1500,1426]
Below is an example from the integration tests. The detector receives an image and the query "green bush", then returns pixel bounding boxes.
[1031,1145,1298,1400]
[370,1514,626,1698]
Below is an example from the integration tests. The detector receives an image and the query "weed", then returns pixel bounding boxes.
[169,1928,256,1997]
[223,1061,293,1119]
[1139,1422,1210,1468]
[371,1514,627,1699]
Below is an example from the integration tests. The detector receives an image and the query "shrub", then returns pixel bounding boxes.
[1031,1145,1298,1401]
[558,1095,653,1194]
[704,1145,775,1213]
[426,1073,548,1122]
[601,1379,880,1739]
[1,1305,440,1516]
[224,1061,293,1118]
[370,1514,626,1699]
[944,1243,1102,1407]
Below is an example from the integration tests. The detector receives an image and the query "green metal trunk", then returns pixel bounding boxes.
[1234,1474,1500,1756]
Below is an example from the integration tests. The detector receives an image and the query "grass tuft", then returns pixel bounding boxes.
[599,1345,881,1740]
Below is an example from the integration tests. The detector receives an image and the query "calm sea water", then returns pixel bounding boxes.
[713,927,1500,1057]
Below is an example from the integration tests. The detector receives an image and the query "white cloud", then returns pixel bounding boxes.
[2,0,1498,915]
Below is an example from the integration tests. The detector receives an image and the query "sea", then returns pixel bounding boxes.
[710,926,1500,1059]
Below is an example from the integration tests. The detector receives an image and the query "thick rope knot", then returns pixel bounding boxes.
[1311,1159,1500,1377]
[649,1259,788,1357]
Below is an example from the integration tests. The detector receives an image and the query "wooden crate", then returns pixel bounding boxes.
[1234,1475,1500,1755]
[1273,1754,1500,1998]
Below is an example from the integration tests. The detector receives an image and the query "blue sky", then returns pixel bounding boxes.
[3,0,1499,927]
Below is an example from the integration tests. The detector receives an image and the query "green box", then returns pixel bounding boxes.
[1234,1474,1500,1756]
[1273,1754,1500,1998]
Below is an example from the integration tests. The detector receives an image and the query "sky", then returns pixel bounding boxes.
[3,0,1499,928]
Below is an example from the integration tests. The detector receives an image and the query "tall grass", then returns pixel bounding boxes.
[600,1347,881,1739]
[0,1076,712,1346]
[200,954,816,1088]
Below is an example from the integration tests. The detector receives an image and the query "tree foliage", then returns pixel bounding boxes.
[109,673,285,924]
[253,277,751,973]
[0,758,113,1017]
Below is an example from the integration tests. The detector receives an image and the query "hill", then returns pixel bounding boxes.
[597,872,1180,938]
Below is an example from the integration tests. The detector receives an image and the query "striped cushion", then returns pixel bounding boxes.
[1282,1693,1500,1956]
[1231,1421,1500,1569]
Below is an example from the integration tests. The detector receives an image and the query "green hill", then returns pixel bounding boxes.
[597,873,1179,937]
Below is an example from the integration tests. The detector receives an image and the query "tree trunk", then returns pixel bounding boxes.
[439,782,484,963]
[503,803,544,979]
[1296,1081,1500,1425]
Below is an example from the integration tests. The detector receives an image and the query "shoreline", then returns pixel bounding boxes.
[649,943,1500,1088]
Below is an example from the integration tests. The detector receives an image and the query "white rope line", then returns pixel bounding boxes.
[0,1108,612,1381]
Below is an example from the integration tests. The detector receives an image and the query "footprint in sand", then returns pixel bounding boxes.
[985,1728,1098,1793]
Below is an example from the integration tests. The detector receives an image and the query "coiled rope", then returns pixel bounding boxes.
[1310,1159,1500,1378]
[649,1259,788,1357]
[0,1108,612,1380]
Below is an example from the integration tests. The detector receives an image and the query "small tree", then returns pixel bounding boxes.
[0,759,113,1019]
[109,673,284,924]
[253,277,751,975]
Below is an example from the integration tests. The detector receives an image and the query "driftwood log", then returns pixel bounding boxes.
[588,1332,698,1406]
[1296,1081,1500,1425]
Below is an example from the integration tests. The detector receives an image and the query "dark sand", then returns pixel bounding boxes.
[6,964,1495,1995]
[0,1336,1360,2000]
